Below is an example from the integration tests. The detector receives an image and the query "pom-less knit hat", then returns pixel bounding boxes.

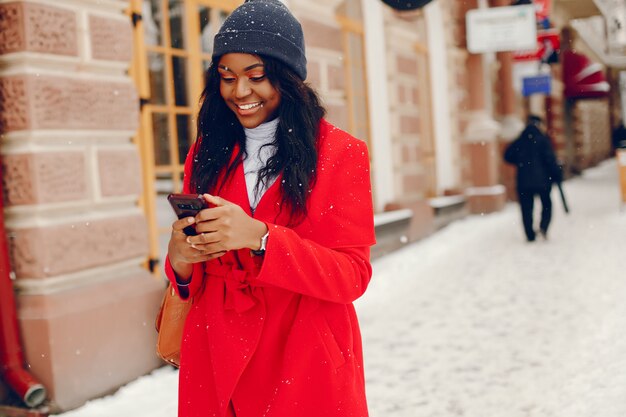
[213,0,307,80]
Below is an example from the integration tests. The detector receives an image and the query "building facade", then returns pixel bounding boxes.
[0,0,164,412]
[0,0,623,412]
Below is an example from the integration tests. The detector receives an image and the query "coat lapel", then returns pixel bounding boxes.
[251,173,282,221]
[218,143,285,223]
[216,143,285,221]
[217,144,252,216]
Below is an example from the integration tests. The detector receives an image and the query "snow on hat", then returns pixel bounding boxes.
[212,0,307,80]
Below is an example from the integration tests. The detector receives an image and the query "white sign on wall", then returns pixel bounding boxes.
[466,5,537,54]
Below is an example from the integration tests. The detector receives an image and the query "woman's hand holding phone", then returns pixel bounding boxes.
[167,194,226,280]
[167,193,268,278]
[186,194,268,255]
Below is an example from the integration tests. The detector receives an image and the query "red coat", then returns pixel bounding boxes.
[165,120,376,417]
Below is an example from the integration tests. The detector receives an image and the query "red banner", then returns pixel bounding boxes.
[563,50,610,99]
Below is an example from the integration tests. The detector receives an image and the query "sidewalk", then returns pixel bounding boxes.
[56,159,625,417]
[359,159,625,417]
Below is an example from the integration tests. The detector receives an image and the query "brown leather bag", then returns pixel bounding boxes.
[155,283,192,368]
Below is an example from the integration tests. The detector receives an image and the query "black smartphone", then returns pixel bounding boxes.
[167,193,209,236]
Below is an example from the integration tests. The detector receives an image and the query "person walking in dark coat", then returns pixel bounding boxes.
[504,115,562,242]
[612,122,626,153]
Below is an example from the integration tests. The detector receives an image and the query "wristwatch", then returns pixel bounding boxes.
[251,230,269,256]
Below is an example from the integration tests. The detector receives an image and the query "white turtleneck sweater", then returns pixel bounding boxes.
[243,118,279,211]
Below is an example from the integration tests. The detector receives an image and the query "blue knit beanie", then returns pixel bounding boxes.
[213,0,307,80]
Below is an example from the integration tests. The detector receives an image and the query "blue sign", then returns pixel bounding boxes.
[522,74,552,96]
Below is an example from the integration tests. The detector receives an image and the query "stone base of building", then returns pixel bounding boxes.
[465,187,507,214]
[16,269,164,413]
[385,200,435,242]
[429,195,468,230]
[498,140,518,201]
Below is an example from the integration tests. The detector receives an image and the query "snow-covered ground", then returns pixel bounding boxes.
[55,160,626,417]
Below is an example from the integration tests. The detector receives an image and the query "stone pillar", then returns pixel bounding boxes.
[0,1,163,412]
[380,10,436,242]
[491,0,525,141]
[458,0,506,214]
[496,51,525,138]
[495,50,521,200]
[489,0,525,200]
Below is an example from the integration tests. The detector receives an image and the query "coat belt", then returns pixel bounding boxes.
[206,265,257,313]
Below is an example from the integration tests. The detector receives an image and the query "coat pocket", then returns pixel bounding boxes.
[313,315,346,369]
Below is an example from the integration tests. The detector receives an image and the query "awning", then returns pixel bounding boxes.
[381,0,433,10]
[563,50,610,98]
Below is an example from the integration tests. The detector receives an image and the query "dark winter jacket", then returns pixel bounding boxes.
[612,124,626,150]
[504,124,562,189]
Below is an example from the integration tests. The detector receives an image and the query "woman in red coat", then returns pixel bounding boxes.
[165,1,375,416]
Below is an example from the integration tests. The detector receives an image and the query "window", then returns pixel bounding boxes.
[131,0,240,272]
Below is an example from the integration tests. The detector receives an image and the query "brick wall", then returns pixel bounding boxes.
[384,10,432,203]
[439,0,465,191]
[440,0,505,213]
[0,0,162,412]
[548,70,568,166]
[293,0,349,131]
[573,99,612,170]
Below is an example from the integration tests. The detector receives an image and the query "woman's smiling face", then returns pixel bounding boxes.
[217,53,281,129]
